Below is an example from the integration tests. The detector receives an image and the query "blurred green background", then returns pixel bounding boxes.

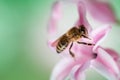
[0,0,120,80]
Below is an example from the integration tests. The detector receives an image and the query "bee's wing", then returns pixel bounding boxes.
[51,33,66,47]
[51,39,59,47]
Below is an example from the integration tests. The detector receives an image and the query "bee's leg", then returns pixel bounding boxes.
[82,34,91,40]
[69,42,75,57]
[77,42,95,46]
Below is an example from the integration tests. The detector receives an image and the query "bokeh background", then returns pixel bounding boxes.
[0,0,120,80]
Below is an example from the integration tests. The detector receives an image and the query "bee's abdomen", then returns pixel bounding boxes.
[56,35,69,53]
[56,43,67,53]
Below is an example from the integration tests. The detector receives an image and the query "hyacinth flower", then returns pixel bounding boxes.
[47,0,120,80]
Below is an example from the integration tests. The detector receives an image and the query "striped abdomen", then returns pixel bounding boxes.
[56,35,70,53]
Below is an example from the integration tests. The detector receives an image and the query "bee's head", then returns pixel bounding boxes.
[79,25,88,35]
[78,25,90,39]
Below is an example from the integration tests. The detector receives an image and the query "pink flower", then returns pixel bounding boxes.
[47,0,120,80]
[49,23,120,80]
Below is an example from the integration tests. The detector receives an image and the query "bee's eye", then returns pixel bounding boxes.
[81,29,85,33]
[80,28,85,34]
[81,27,88,34]
[78,25,88,35]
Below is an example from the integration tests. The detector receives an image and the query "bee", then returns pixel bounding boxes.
[56,25,94,57]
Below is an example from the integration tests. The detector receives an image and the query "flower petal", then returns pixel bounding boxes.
[86,0,116,24]
[50,54,93,80]
[50,58,76,80]
[91,48,119,80]
[105,48,120,70]
[91,25,112,51]
[105,48,120,61]
[74,71,85,80]
[74,61,90,80]
[76,1,92,32]
[47,1,62,51]
[47,1,62,38]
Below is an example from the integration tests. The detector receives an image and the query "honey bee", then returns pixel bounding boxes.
[56,25,94,57]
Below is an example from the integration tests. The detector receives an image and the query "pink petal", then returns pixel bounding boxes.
[91,48,119,80]
[91,25,112,51]
[74,71,85,80]
[74,61,90,80]
[47,1,62,50]
[50,55,93,80]
[47,39,59,52]
[47,1,62,38]
[86,0,116,24]
[105,48,120,70]
[92,62,117,80]
[76,2,92,33]
[105,48,120,61]
[50,58,76,80]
